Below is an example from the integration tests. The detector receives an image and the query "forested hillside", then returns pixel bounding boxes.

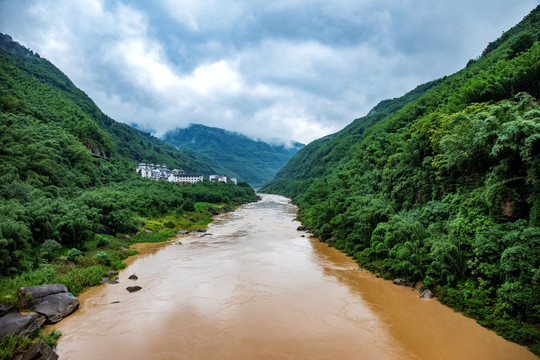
[0,33,258,280]
[262,6,540,354]
[162,124,303,187]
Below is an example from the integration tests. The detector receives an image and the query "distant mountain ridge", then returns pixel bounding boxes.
[162,124,304,187]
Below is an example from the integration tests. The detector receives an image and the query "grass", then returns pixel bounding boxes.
[0,328,61,360]
[0,201,224,304]
[0,202,228,357]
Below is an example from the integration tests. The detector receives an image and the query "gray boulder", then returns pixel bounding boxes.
[208,206,219,215]
[21,339,59,360]
[19,284,79,324]
[392,278,415,287]
[19,284,67,302]
[101,277,119,285]
[420,289,434,299]
[0,312,44,337]
[33,292,79,323]
[0,303,14,317]
[126,286,142,293]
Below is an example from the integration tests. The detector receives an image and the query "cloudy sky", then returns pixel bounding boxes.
[0,0,538,144]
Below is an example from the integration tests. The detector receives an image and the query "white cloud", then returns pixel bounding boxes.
[158,0,245,32]
[0,0,538,145]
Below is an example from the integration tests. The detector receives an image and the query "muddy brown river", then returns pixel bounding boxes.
[53,194,537,359]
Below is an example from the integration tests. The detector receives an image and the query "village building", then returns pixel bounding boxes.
[209,175,227,182]
[209,175,238,185]
[136,163,203,184]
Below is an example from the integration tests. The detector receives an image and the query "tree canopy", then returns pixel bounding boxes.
[262,6,540,355]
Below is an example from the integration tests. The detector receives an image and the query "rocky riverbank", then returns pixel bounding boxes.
[0,284,78,359]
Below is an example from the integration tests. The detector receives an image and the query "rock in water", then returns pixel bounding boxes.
[126,286,142,293]
[128,274,138,280]
[392,278,415,287]
[420,289,434,299]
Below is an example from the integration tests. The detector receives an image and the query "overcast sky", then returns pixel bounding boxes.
[0,0,538,145]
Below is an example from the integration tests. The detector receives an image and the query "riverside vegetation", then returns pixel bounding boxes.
[262,6,540,355]
[0,33,258,358]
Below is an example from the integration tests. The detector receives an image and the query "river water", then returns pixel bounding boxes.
[53,194,537,359]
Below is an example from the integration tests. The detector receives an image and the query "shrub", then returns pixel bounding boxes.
[94,251,111,266]
[40,239,62,261]
[164,220,175,229]
[95,235,110,248]
[66,248,81,262]
[39,328,62,349]
[0,334,32,360]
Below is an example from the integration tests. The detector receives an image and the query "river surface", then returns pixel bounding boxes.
[53,194,537,359]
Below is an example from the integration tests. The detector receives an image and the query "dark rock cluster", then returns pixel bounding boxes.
[0,284,79,359]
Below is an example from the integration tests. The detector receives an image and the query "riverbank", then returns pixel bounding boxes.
[301,222,540,357]
[0,201,245,359]
[50,194,538,360]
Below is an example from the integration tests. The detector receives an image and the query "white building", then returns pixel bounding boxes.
[137,163,202,184]
[209,175,228,182]
[173,173,203,184]
[209,174,238,185]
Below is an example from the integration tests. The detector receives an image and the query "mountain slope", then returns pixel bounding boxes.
[0,34,228,176]
[0,34,258,278]
[261,79,440,197]
[162,124,303,187]
[262,6,540,354]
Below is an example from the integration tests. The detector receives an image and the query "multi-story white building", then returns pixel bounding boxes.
[209,175,227,182]
[174,173,204,184]
[136,163,203,184]
[209,175,238,184]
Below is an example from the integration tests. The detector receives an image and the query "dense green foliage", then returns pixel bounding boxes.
[162,124,303,188]
[262,6,540,354]
[0,34,258,280]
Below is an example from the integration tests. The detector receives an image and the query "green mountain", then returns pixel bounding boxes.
[262,6,540,354]
[0,34,231,177]
[162,124,304,188]
[0,33,257,277]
